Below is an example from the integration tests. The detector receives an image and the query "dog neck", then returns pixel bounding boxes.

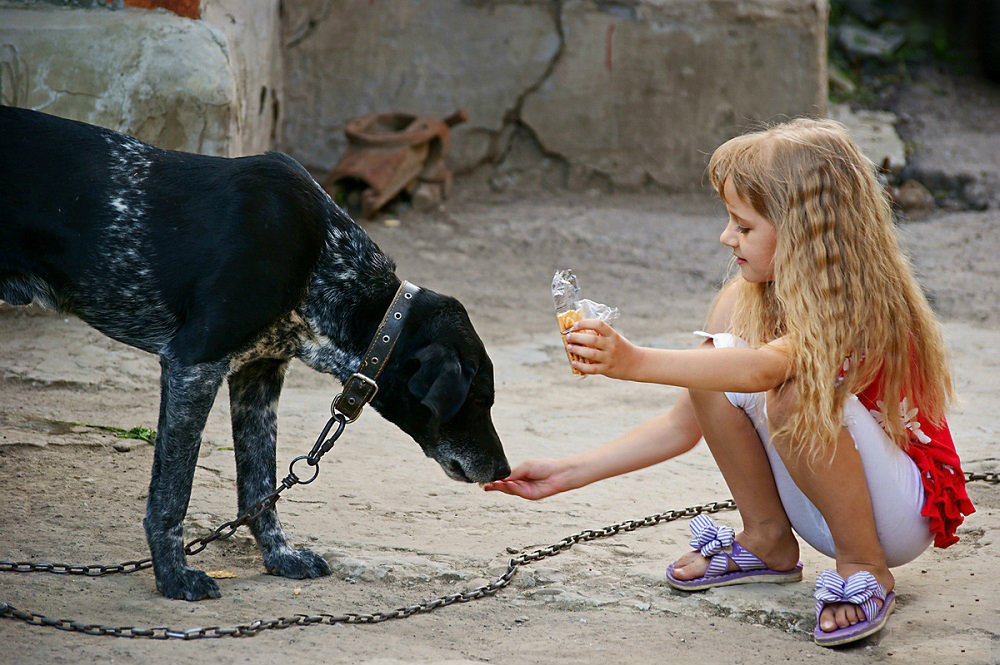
[295,219,401,382]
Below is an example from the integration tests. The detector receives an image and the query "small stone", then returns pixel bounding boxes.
[837,24,905,61]
[411,183,443,211]
[893,179,934,216]
[828,64,856,95]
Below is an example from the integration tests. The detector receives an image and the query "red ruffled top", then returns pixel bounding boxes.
[855,371,975,548]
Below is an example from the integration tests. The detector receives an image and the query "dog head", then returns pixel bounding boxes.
[371,288,510,484]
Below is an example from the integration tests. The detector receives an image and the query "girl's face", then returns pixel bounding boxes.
[719,177,777,283]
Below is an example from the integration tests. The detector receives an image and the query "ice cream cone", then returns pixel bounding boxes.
[557,308,587,375]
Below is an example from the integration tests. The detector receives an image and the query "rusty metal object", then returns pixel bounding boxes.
[323,109,467,219]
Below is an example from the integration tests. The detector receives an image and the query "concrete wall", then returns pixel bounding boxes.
[282,0,828,190]
[1,0,828,189]
[0,0,282,157]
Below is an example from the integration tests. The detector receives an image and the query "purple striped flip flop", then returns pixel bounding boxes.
[665,514,803,591]
[813,570,895,647]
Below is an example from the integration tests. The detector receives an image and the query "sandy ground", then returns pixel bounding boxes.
[2,75,999,664]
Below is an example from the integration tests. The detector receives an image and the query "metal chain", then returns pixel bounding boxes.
[964,471,1000,484]
[0,470,994,638]
[0,413,347,578]
[0,498,737,638]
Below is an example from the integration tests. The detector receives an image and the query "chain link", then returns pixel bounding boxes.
[964,471,999,484]
[0,463,993,638]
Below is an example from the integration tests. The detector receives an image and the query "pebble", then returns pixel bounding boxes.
[893,180,935,215]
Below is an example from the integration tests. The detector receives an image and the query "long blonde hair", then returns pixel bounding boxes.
[708,117,952,461]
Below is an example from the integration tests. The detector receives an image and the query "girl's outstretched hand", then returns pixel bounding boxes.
[482,458,576,500]
[564,318,642,380]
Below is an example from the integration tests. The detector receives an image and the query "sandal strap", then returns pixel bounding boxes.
[728,542,767,572]
[814,570,887,622]
[688,514,735,556]
[689,516,766,578]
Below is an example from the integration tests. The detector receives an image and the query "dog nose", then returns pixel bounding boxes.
[491,458,511,481]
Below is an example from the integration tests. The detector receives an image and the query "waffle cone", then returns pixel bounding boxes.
[557,308,587,375]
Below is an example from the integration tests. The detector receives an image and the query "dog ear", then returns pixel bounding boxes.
[407,344,476,425]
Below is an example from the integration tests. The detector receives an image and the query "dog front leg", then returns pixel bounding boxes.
[229,359,332,580]
[144,354,227,601]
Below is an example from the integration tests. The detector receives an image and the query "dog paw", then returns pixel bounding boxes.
[156,567,223,601]
[264,547,332,579]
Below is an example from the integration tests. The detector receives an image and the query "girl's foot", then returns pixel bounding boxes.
[817,564,894,633]
[670,527,801,581]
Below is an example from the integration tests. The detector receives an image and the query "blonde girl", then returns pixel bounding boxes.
[484,118,974,647]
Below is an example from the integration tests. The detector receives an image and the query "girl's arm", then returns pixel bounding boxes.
[484,281,764,501]
[565,323,792,393]
[483,391,702,499]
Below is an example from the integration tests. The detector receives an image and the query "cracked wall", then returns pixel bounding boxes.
[1,0,827,189]
[282,0,827,190]
[280,0,562,178]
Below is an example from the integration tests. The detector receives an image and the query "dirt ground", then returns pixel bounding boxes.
[1,69,998,664]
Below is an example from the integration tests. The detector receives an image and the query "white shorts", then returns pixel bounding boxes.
[699,332,932,567]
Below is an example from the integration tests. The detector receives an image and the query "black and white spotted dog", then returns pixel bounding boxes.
[0,106,510,601]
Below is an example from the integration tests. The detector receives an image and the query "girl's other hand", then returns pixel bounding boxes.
[564,318,642,380]
[482,458,575,500]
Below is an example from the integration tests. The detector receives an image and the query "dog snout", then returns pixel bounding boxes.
[469,437,509,483]
[435,442,510,484]
[466,456,509,484]
[491,457,511,481]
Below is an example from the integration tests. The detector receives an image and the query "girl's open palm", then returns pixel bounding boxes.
[481,459,574,500]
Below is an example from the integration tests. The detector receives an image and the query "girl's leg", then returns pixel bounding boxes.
[766,382,894,632]
[671,386,800,579]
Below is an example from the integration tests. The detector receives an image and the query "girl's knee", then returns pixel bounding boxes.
[689,386,744,418]
[687,387,717,410]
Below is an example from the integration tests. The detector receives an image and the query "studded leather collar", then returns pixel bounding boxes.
[332,280,420,422]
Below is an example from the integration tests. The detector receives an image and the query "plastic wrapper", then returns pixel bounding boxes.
[552,269,620,375]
